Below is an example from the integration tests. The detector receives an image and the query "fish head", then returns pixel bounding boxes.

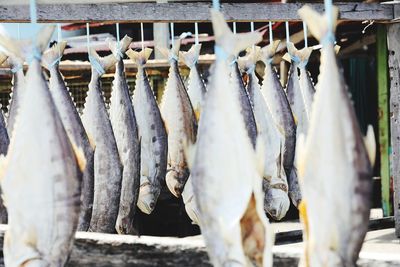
[264,186,290,221]
[137,177,157,214]
[166,169,188,198]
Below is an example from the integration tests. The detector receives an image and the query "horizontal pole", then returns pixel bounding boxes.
[0,2,393,23]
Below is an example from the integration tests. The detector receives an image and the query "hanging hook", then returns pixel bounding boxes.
[250,21,255,49]
[116,23,120,48]
[303,21,308,48]
[269,21,273,44]
[195,22,199,45]
[86,23,90,52]
[30,0,37,24]
[212,0,220,11]
[285,21,290,44]
[141,23,145,51]
[170,22,174,49]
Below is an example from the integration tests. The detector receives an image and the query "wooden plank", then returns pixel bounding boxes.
[0,2,393,23]
[377,25,391,217]
[387,23,400,237]
[0,223,397,267]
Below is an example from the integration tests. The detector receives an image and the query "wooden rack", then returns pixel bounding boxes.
[0,1,399,238]
[0,2,393,22]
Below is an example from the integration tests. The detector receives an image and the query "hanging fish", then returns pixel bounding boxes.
[180,44,207,120]
[283,42,311,208]
[180,44,206,225]
[0,53,9,224]
[297,6,376,266]
[108,36,141,234]
[126,48,167,214]
[186,10,273,266]
[0,26,85,266]
[297,46,315,122]
[42,41,95,232]
[260,41,296,201]
[6,55,25,137]
[81,48,121,233]
[238,47,290,220]
[231,58,258,147]
[159,39,197,198]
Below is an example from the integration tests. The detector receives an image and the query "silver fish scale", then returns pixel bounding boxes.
[133,64,167,213]
[48,66,94,232]
[110,59,141,234]
[84,75,122,234]
[7,62,25,138]
[231,62,257,148]
[265,64,296,177]
[3,59,81,266]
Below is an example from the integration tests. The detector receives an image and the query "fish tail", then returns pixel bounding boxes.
[180,44,201,68]
[283,42,303,64]
[261,40,281,60]
[42,41,67,70]
[126,48,153,66]
[0,25,55,60]
[297,47,313,65]
[0,52,7,66]
[211,9,262,57]
[88,47,117,74]
[107,35,133,60]
[298,5,339,41]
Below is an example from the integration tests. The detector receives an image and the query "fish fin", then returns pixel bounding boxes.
[0,25,55,60]
[0,154,8,180]
[255,136,265,178]
[261,40,281,60]
[70,143,87,172]
[126,48,153,66]
[286,42,298,57]
[334,45,341,54]
[298,200,310,267]
[298,5,339,41]
[0,52,8,66]
[364,125,376,166]
[42,41,67,69]
[282,53,291,63]
[211,9,263,57]
[88,47,117,73]
[87,133,96,150]
[183,139,196,170]
[107,35,133,59]
[180,44,201,68]
[296,134,306,179]
[297,47,313,63]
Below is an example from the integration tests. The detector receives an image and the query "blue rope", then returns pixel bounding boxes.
[29,0,41,61]
[269,21,273,44]
[325,0,333,35]
[86,23,105,75]
[212,0,220,11]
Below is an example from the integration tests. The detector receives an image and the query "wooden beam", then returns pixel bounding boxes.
[377,25,391,218]
[0,2,393,23]
[387,23,400,237]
